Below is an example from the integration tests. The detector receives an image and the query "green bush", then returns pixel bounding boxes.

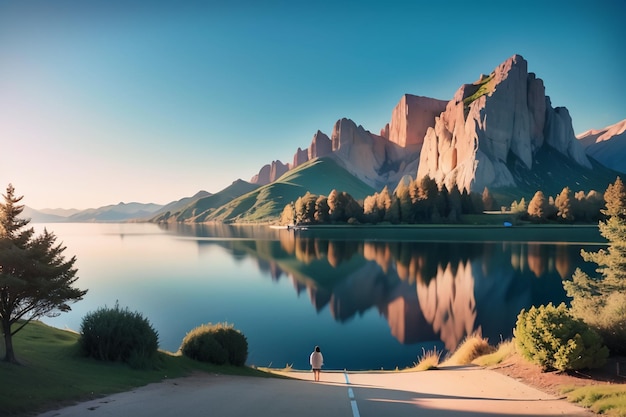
[180,323,248,366]
[514,303,608,372]
[79,302,159,368]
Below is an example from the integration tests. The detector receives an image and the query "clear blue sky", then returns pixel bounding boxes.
[1,0,624,209]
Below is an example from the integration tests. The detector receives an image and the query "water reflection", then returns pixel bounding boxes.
[161,224,591,353]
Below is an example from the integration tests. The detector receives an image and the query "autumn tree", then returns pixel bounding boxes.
[396,181,413,223]
[0,185,87,363]
[527,191,549,222]
[564,177,626,354]
[279,202,295,226]
[327,190,362,223]
[294,192,317,224]
[314,195,330,224]
[554,186,574,222]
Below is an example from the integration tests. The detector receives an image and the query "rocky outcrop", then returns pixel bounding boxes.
[330,118,422,189]
[383,94,447,148]
[577,119,626,174]
[418,54,592,192]
[270,160,289,181]
[308,130,332,160]
[250,160,288,185]
[292,147,308,168]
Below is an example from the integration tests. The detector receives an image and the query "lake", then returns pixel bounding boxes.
[33,222,604,370]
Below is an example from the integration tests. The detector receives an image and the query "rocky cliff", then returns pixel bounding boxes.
[250,54,616,195]
[577,119,626,174]
[381,94,447,148]
[250,160,289,186]
[417,54,591,192]
[251,95,444,189]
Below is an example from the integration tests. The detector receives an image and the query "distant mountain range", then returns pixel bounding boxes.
[26,54,625,224]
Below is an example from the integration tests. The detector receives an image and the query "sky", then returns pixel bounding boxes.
[1,0,625,210]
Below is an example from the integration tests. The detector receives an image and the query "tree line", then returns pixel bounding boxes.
[511,187,605,223]
[279,175,490,226]
[280,174,619,226]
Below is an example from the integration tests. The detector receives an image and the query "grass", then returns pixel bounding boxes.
[562,385,626,416]
[410,347,442,371]
[462,73,495,106]
[0,321,272,416]
[202,157,376,223]
[472,340,516,367]
[441,333,495,366]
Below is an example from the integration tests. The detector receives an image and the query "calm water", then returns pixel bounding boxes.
[33,223,602,370]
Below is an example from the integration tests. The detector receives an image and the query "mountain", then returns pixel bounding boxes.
[149,190,212,220]
[37,208,81,217]
[178,157,375,223]
[66,202,163,222]
[247,54,622,209]
[22,206,69,223]
[577,119,626,174]
[250,97,447,190]
[152,179,260,223]
[418,54,595,194]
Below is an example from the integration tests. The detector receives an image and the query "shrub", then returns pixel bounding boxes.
[514,303,608,371]
[443,332,495,366]
[412,347,441,371]
[180,323,248,366]
[79,302,159,368]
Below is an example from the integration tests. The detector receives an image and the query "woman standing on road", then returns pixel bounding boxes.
[309,346,324,382]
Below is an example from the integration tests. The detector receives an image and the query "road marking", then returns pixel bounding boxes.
[344,373,360,417]
[350,400,361,417]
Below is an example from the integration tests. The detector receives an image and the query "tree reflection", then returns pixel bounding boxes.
[169,224,582,353]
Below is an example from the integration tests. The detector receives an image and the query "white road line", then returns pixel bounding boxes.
[344,373,360,417]
[350,400,361,417]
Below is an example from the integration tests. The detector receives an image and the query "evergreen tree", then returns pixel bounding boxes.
[603,176,626,219]
[396,182,413,223]
[448,185,462,221]
[564,177,626,354]
[0,185,87,363]
[385,197,401,224]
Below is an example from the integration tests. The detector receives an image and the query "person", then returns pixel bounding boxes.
[309,345,324,381]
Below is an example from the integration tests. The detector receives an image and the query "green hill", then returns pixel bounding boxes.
[152,179,260,222]
[202,157,376,223]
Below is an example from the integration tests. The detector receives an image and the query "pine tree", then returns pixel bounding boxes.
[564,177,626,354]
[603,176,626,219]
[0,184,87,363]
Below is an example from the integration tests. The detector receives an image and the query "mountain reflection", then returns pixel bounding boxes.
[162,224,582,352]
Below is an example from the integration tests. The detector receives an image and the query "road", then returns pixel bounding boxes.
[37,366,593,417]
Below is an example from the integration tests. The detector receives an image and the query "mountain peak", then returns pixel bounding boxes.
[418,54,591,193]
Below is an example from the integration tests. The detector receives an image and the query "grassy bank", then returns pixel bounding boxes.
[0,321,271,416]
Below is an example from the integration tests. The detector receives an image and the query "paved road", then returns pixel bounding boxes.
[38,367,593,417]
